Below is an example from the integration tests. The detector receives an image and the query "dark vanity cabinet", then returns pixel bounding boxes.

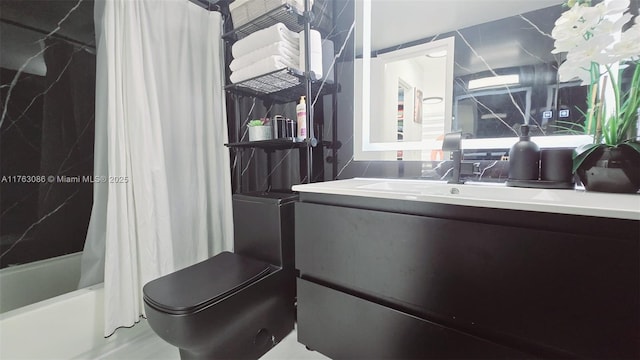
[294,193,639,359]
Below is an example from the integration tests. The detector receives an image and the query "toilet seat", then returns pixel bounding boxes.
[143,252,274,315]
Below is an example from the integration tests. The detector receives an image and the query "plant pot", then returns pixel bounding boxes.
[248,125,272,142]
[576,146,640,193]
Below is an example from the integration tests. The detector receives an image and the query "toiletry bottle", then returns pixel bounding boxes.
[296,96,307,140]
[508,124,540,181]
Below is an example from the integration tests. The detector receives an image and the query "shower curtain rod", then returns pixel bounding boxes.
[0,18,96,50]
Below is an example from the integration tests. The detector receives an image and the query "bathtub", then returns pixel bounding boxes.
[0,283,151,359]
[0,252,153,358]
[0,252,83,313]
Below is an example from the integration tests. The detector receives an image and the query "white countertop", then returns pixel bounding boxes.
[292,178,640,220]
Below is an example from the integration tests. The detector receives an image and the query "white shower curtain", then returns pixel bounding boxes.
[78,0,234,336]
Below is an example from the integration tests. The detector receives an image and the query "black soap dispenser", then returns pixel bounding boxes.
[508,124,540,182]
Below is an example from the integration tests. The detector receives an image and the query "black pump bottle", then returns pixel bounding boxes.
[508,124,540,181]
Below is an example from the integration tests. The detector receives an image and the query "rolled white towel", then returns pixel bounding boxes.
[230,55,300,84]
[232,22,299,58]
[298,29,323,79]
[230,41,300,72]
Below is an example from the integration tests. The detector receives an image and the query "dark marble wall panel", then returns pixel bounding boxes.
[452,5,579,138]
[0,0,96,268]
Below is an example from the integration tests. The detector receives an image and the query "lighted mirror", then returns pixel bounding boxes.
[354,34,454,161]
[354,0,594,161]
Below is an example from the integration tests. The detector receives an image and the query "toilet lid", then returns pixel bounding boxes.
[143,251,273,315]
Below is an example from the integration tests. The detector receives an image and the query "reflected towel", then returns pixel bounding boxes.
[232,22,299,58]
[230,41,300,72]
[230,55,300,83]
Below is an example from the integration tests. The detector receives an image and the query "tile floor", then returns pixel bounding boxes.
[84,320,329,360]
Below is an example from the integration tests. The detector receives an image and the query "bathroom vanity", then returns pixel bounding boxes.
[292,178,639,359]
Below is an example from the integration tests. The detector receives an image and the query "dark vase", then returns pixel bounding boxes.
[576,146,640,193]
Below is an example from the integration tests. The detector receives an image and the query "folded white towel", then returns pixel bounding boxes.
[232,23,299,58]
[230,41,300,72]
[230,55,300,84]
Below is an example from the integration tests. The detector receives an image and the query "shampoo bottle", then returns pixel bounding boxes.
[296,96,307,140]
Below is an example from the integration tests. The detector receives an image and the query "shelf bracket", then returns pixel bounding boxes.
[302,9,315,24]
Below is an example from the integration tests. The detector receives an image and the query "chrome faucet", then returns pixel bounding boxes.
[442,131,464,184]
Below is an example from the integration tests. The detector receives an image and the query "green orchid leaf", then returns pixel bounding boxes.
[572,143,603,173]
[619,141,640,156]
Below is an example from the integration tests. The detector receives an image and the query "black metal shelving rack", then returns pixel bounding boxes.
[223,1,336,192]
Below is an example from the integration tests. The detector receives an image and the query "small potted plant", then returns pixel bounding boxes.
[552,0,640,192]
[247,118,272,142]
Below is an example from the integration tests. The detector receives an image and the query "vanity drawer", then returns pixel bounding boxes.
[295,201,639,358]
[297,278,532,359]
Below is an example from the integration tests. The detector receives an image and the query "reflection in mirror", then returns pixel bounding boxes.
[455,85,531,139]
[396,81,408,160]
[354,0,603,161]
[355,34,454,161]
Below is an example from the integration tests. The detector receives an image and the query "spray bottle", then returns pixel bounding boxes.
[296,96,307,140]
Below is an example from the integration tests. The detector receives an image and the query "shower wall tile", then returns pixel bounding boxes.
[0,0,96,268]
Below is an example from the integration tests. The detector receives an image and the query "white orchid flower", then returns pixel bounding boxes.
[613,21,640,61]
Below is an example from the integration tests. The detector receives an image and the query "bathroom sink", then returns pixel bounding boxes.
[356,179,449,194]
[357,178,509,194]
[292,178,640,220]
[357,178,599,205]
[356,179,558,201]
